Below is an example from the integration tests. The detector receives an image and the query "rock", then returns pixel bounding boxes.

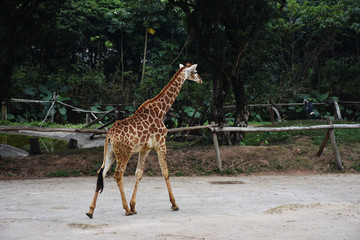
[0,144,29,158]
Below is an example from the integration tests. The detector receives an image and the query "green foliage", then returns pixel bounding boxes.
[2,0,360,125]
[46,170,70,177]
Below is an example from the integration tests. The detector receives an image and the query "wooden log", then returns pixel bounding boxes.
[212,131,222,171]
[40,95,58,127]
[0,125,107,134]
[209,122,222,171]
[317,130,330,157]
[271,106,282,122]
[86,113,90,125]
[83,109,114,128]
[211,124,360,133]
[71,108,109,114]
[329,128,343,170]
[1,123,360,135]
[327,118,343,170]
[269,99,275,124]
[11,98,51,104]
[333,101,342,120]
[30,137,41,154]
[337,101,360,104]
[90,112,108,130]
[270,106,275,124]
[224,102,327,108]
[51,92,56,123]
[2,101,7,121]
[167,124,211,133]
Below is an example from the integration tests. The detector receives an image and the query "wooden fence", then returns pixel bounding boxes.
[170,120,360,171]
[226,101,346,123]
[8,95,111,126]
[4,96,360,124]
[2,96,360,171]
[209,120,360,171]
[2,119,359,171]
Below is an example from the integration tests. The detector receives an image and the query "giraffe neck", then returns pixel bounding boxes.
[134,67,186,120]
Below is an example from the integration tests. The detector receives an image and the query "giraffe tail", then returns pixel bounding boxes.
[96,168,104,193]
[95,136,109,194]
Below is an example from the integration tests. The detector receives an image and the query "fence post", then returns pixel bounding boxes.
[86,113,90,125]
[270,107,275,124]
[327,118,344,170]
[1,101,7,121]
[51,92,56,123]
[269,99,276,124]
[211,122,222,171]
[40,94,58,127]
[30,138,41,154]
[329,130,343,170]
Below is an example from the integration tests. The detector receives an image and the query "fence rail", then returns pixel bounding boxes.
[0,126,107,134]
[2,120,359,171]
[210,124,360,133]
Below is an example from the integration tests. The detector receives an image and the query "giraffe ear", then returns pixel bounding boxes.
[179,64,184,68]
[189,64,197,71]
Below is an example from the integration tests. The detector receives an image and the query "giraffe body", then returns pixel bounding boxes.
[86,64,202,218]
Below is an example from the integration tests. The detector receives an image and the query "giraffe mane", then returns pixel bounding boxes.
[134,65,187,114]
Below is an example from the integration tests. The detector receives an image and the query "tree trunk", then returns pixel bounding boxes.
[231,76,249,144]
[120,30,124,86]
[211,74,229,126]
[0,53,14,102]
[115,30,125,86]
[0,23,16,103]
[141,28,148,84]
[211,73,232,145]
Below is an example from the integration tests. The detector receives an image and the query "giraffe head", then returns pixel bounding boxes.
[179,63,202,84]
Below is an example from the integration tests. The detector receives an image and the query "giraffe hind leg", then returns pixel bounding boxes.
[85,168,104,219]
[113,149,133,216]
[86,141,116,219]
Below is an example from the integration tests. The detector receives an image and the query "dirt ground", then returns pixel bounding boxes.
[1,129,360,179]
[1,174,359,240]
[2,135,359,179]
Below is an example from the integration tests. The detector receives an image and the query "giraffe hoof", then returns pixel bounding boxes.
[86,212,93,219]
[171,206,179,211]
[125,212,133,216]
[131,210,137,215]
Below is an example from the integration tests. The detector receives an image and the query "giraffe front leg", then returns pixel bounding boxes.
[156,144,179,211]
[130,149,151,214]
[113,170,132,216]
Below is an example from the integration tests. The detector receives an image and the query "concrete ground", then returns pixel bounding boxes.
[1,174,359,240]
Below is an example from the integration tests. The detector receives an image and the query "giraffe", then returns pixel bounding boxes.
[86,63,202,218]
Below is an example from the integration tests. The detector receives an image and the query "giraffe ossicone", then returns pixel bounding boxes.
[86,63,202,219]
